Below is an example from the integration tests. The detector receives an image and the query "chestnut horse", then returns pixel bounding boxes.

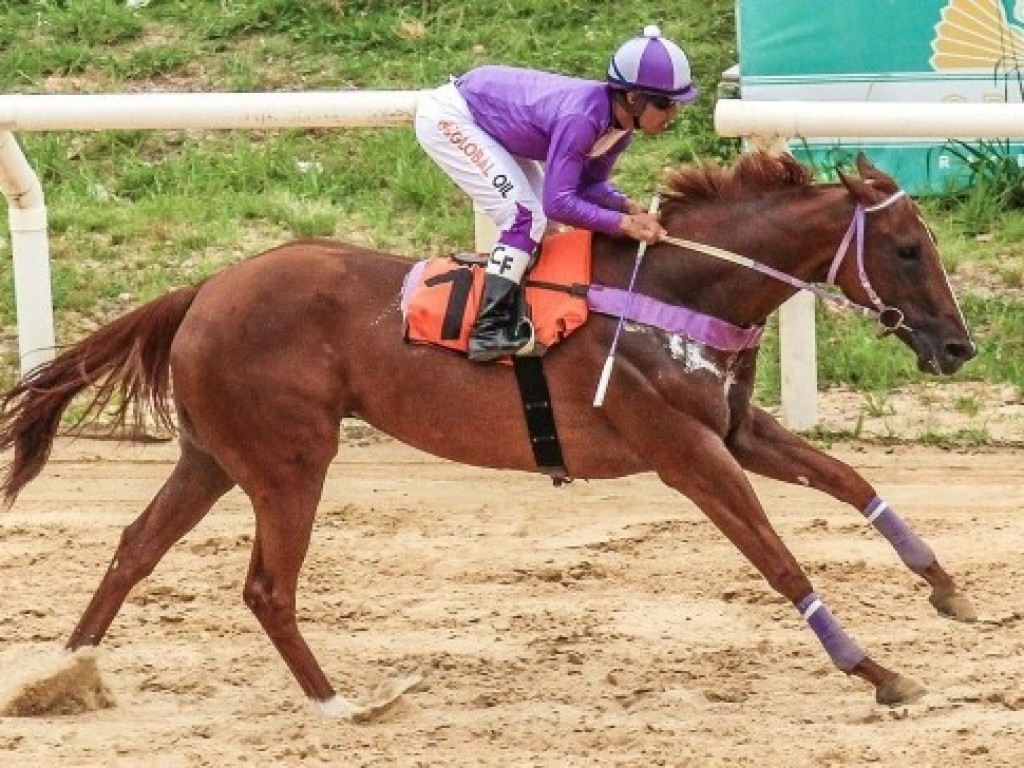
[0,153,975,715]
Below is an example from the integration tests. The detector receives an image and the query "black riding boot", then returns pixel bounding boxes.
[467,274,534,362]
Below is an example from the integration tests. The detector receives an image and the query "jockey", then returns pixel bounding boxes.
[414,24,699,362]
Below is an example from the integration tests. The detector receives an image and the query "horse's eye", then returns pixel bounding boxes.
[896,245,920,261]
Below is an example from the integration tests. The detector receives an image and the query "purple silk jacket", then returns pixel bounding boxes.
[454,65,632,235]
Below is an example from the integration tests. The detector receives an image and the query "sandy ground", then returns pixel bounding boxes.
[1,421,1023,767]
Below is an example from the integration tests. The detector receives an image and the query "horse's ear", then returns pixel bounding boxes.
[839,152,898,202]
[854,152,875,178]
[854,152,900,194]
[837,165,875,204]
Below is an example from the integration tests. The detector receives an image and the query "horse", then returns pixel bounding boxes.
[0,152,976,716]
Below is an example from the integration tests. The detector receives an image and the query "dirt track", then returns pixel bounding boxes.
[1,433,1023,766]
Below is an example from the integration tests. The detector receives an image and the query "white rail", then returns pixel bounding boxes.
[716,100,1024,141]
[0,131,53,375]
[0,91,422,132]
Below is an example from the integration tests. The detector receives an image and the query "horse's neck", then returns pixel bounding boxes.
[592,189,850,328]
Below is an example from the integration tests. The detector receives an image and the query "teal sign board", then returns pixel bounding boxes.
[737,0,1024,192]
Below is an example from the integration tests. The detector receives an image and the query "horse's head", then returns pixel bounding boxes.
[653,152,974,375]
[833,154,975,374]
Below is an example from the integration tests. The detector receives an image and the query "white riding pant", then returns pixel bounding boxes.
[415,82,546,284]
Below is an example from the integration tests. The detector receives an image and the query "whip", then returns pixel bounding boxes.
[592,195,660,408]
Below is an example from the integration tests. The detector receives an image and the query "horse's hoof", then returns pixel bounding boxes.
[312,673,424,722]
[929,590,978,623]
[875,674,927,706]
[312,694,359,719]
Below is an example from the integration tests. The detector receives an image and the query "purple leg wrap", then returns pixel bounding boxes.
[796,593,866,672]
[861,496,935,573]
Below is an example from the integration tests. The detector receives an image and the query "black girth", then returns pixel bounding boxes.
[511,356,571,486]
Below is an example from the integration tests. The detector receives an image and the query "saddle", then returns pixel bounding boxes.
[401,229,592,358]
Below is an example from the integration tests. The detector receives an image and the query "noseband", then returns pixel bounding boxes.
[660,188,915,337]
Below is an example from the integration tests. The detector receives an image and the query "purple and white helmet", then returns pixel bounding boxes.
[607,25,699,103]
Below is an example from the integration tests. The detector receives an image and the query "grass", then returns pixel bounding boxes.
[917,426,993,448]
[0,0,1023,445]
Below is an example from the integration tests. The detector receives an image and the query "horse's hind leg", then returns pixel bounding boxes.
[240,485,336,705]
[68,438,235,649]
[728,406,975,621]
[235,454,361,713]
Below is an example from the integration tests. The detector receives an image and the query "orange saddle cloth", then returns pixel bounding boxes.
[401,229,592,356]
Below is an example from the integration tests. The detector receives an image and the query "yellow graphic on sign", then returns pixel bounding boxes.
[931,0,1024,69]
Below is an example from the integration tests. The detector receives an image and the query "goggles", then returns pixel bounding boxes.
[646,94,674,110]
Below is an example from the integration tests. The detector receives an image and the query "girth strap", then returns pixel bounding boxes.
[511,356,571,486]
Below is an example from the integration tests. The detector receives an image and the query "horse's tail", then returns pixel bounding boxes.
[0,283,204,504]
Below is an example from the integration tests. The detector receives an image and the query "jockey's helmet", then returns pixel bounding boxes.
[607,25,699,103]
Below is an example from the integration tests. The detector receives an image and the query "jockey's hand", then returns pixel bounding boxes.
[619,211,665,245]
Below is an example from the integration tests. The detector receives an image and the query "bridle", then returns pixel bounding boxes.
[660,188,915,337]
[826,190,910,336]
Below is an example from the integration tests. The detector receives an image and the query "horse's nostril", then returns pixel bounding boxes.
[945,341,976,362]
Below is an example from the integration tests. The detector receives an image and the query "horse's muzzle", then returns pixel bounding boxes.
[910,330,976,375]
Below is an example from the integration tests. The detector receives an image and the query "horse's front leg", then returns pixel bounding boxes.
[618,414,924,705]
[728,405,975,622]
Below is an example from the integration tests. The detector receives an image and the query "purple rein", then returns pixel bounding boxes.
[659,188,912,338]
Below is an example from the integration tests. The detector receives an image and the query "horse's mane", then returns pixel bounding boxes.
[662,152,816,206]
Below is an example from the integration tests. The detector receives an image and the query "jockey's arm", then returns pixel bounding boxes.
[542,120,626,235]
